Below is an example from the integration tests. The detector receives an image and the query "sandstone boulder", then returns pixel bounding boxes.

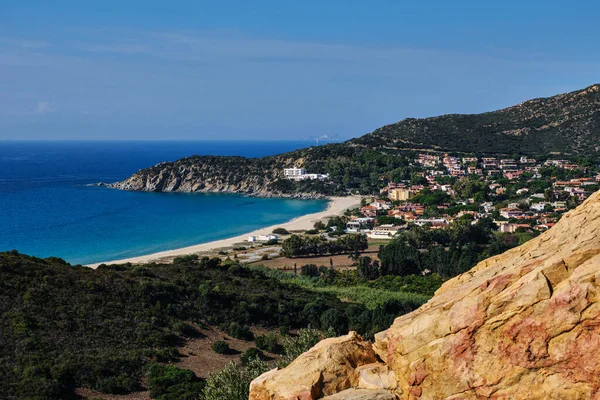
[249,332,378,400]
[250,190,600,399]
[321,388,397,399]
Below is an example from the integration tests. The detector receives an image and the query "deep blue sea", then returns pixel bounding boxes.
[0,141,328,265]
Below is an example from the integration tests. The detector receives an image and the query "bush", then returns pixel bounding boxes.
[279,327,325,366]
[264,239,279,245]
[211,340,231,354]
[202,359,269,400]
[240,347,266,365]
[320,309,348,335]
[313,221,326,230]
[278,326,290,336]
[172,254,199,264]
[305,229,319,235]
[146,364,204,400]
[272,228,289,235]
[222,322,254,341]
[255,333,281,353]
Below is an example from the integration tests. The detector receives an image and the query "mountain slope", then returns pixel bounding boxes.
[112,84,600,196]
[352,84,600,155]
[249,189,600,399]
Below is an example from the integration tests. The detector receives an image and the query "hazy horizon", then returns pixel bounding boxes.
[2,0,600,141]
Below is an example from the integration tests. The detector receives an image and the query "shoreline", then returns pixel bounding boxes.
[86,195,361,268]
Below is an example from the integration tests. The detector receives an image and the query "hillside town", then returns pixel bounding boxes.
[349,154,600,238]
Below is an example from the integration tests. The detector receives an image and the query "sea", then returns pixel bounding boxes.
[0,140,329,265]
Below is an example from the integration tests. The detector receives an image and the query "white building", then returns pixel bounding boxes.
[346,218,375,233]
[367,225,401,239]
[284,168,306,178]
[530,202,549,212]
[413,218,448,227]
[247,234,279,242]
[500,208,523,219]
[283,168,329,180]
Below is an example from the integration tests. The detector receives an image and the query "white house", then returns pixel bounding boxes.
[413,218,448,227]
[367,225,401,239]
[284,168,329,180]
[247,234,279,242]
[284,168,306,178]
[530,202,549,212]
[500,208,523,219]
[346,218,375,233]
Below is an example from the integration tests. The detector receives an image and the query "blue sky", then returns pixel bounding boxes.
[1,0,599,140]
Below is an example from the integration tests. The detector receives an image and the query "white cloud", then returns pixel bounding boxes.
[36,101,56,114]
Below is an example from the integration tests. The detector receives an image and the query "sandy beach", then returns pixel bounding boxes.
[86,195,361,268]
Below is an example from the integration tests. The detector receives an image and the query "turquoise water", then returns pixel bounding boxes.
[0,141,328,265]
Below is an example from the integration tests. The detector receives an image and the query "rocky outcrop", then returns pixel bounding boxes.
[250,190,600,399]
[249,332,380,400]
[108,155,327,198]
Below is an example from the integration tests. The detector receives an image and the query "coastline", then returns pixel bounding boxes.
[86,195,361,268]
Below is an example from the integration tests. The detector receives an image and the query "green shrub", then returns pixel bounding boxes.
[173,254,199,264]
[320,309,348,335]
[202,359,269,400]
[222,322,254,341]
[279,327,325,366]
[255,333,281,353]
[272,228,289,235]
[146,364,204,400]
[240,347,266,365]
[211,340,231,354]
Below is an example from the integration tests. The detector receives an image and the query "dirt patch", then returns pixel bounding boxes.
[175,323,279,379]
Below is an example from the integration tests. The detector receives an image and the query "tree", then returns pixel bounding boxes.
[357,256,380,280]
[320,309,348,336]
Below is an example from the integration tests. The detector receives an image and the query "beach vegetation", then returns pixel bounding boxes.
[173,254,199,264]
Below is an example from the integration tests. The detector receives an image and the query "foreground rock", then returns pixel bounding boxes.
[250,191,600,399]
[249,332,380,400]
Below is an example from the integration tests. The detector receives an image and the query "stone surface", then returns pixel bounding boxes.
[250,190,600,399]
[321,388,397,400]
[249,332,378,400]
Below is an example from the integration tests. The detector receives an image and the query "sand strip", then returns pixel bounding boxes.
[86,195,361,268]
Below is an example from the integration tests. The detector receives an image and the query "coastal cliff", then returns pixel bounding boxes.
[108,154,332,198]
[249,189,600,399]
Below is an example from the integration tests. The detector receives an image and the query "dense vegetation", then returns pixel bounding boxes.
[0,251,424,399]
[280,233,368,258]
[375,218,534,279]
[353,84,600,156]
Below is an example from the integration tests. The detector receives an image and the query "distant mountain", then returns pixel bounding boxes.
[112,84,600,197]
[352,84,600,155]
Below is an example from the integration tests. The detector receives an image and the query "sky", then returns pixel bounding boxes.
[1,0,600,141]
